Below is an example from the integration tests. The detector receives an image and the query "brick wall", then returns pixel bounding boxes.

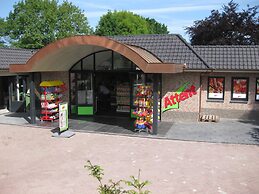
[41,71,69,102]
[201,72,259,120]
[161,72,201,122]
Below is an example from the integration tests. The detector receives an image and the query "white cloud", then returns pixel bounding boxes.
[131,5,218,15]
[85,11,107,18]
[78,2,112,10]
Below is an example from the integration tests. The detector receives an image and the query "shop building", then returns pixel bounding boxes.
[1,34,258,134]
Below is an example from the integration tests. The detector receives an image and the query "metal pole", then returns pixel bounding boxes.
[152,73,159,135]
[30,73,36,124]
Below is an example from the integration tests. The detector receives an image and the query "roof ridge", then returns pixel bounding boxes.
[176,35,211,69]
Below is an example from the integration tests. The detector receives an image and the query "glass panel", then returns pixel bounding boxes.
[82,55,94,70]
[77,73,93,105]
[12,76,26,101]
[232,78,248,100]
[71,61,81,71]
[70,73,77,106]
[95,51,112,70]
[256,78,259,101]
[113,52,132,70]
[208,77,224,99]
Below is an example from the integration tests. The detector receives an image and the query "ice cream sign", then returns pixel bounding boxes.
[162,82,197,112]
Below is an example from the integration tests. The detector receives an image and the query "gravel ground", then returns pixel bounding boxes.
[0,123,259,194]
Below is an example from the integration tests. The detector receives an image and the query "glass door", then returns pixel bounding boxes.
[70,72,94,116]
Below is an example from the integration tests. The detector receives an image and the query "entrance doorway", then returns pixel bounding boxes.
[0,77,9,109]
[95,72,131,116]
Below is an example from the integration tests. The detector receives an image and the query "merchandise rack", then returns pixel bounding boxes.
[133,84,153,133]
[40,80,66,122]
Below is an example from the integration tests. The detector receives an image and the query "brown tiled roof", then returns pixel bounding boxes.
[0,48,37,70]
[110,34,210,70]
[193,45,259,70]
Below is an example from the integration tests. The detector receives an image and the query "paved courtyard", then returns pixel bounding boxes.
[0,109,259,145]
[0,123,259,194]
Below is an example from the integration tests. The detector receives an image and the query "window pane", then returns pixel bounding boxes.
[82,55,94,70]
[114,52,132,70]
[70,73,77,105]
[71,61,81,71]
[95,51,112,70]
[77,73,93,105]
[208,77,224,99]
[256,78,259,101]
[232,78,248,100]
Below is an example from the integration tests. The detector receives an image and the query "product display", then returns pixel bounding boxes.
[133,84,153,133]
[116,82,130,112]
[40,80,66,122]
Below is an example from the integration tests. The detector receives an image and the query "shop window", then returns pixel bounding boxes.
[256,78,259,101]
[113,52,132,70]
[82,55,94,70]
[71,61,81,71]
[95,51,112,70]
[207,77,225,100]
[231,77,249,101]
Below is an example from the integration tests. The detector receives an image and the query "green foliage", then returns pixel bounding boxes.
[0,17,7,47]
[3,0,92,48]
[145,18,169,34]
[95,10,168,36]
[85,160,150,194]
[186,1,259,45]
[124,170,150,194]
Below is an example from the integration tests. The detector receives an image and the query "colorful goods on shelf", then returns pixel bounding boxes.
[40,80,66,122]
[133,85,153,133]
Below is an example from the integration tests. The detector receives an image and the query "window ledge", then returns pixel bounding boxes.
[206,99,224,103]
[230,100,248,104]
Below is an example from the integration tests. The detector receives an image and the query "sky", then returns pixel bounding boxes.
[0,0,258,41]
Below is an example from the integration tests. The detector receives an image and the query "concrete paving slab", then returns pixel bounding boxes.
[0,123,259,194]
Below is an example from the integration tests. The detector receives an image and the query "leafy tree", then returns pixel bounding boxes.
[3,0,92,48]
[145,18,169,34]
[95,10,169,36]
[186,1,259,45]
[0,18,7,47]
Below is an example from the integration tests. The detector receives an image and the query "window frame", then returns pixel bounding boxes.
[231,77,249,101]
[207,76,225,100]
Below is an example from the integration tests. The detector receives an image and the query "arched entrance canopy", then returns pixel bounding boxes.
[9,35,185,73]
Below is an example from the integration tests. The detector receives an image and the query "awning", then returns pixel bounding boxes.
[9,35,185,73]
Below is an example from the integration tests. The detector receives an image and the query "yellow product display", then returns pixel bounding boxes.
[40,80,64,87]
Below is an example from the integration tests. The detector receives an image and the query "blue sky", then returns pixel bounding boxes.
[0,0,258,40]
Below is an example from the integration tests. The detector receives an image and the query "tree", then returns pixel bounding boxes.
[145,18,169,34]
[95,10,169,36]
[186,1,259,45]
[0,18,7,47]
[3,0,92,48]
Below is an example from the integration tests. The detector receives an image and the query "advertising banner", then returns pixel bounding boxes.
[232,78,248,99]
[59,102,68,133]
[208,77,224,99]
[256,79,259,101]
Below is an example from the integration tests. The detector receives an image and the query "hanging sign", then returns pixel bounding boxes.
[59,102,68,133]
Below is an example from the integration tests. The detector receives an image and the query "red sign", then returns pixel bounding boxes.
[164,85,197,109]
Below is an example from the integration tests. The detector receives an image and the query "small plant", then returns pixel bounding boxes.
[85,160,150,194]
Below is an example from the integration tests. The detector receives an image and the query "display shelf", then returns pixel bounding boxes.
[40,80,66,122]
[132,85,153,133]
[116,82,130,113]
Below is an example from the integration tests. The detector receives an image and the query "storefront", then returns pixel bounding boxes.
[2,34,258,134]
